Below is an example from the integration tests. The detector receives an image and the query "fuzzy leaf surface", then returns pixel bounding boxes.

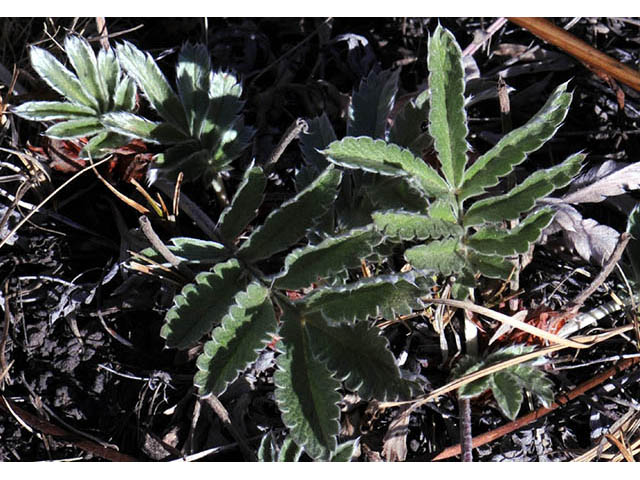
[101,112,188,144]
[274,308,341,461]
[461,82,572,200]
[274,227,383,290]
[404,238,466,275]
[237,167,342,263]
[306,316,414,401]
[323,136,449,197]
[468,252,514,280]
[217,166,266,243]
[490,371,523,420]
[12,101,96,121]
[160,259,243,349]
[372,210,463,241]
[427,26,468,188]
[140,237,227,265]
[116,41,187,132]
[97,47,120,104]
[331,440,359,462]
[347,68,400,139]
[194,283,276,396]
[64,36,108,110]
[302,273,427,323]
[29,46,98,109]
[176,43,211,137]
[200,71,245,150]
[464,152,584,226]
[113,76,137,111]
[44,118,104,139]
[467,208,554,255]
[278,437,303,462]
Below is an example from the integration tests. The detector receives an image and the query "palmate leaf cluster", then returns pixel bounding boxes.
[12,36,138,158]
[150,164,427,460]
[319,26,585,298]
[13,36,252,186]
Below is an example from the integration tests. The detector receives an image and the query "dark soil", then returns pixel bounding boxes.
[1,17,640,462]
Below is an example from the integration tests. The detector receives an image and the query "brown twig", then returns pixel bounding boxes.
[431,357,640,461]
[138,215,194,279]
[508,18,640,92]
[264,117,309,173]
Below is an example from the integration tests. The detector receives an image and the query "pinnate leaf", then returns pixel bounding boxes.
[274,308,341,461]
[372,210,463,241]
[427,25,468,188]
[306,316,415,401]
[194,283,276,396]
[101,112,188,144]
[404,237,466,275]
[160,259,244,349]
[323,136,449,197]
[217,165,267,243]
[237,167,342,262]
[461,82,572,200]
[274,227,383,290]
[302,273,427,323]
[463,152,584,226]
[467,208,554,255]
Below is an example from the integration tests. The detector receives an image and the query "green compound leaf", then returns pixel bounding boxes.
[389,89,433,158]
[29,45,98,110]
[274,227,383,290]
[278,436,304,462]
[176,43,211,138]
[302,273,427,323]
[113,76,137,111]
[101,112,188,144]
[116,40,188,133]
[347,68,400,139]
[510,364,555,408]
[427,25,468,188]
[200,70,246,151]
[194,283,276,396]
[404,237,466,275]
[217,165,267,243]
[372,210,463,241]
[274,308,341,461]
[490,371,523,420]
[80,131,133,159]
[461,82,572,200]
[160,259,244,350]
[257,433,277,462]
[306,315,415,401]
[467,208,555,256]
[237,167,342,263]
[452,357,491,399]
[331,440,359,462]
[12,101,96,121]
[468,252,514,280]
[463,152,585,227]
[44,118,104,139]
[323,136,450,198]
[64,36,108,110]
[97,47,120,105]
